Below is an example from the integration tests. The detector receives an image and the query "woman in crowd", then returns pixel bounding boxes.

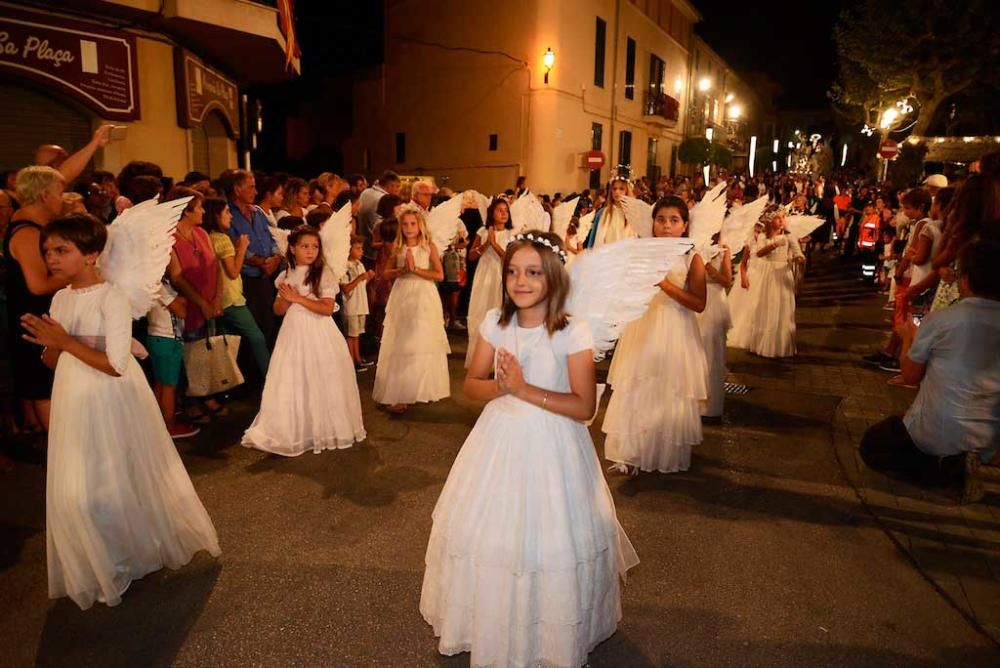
[276,177,310,223]
[255,175,284,228]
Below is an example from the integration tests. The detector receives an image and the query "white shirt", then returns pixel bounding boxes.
[904,297,1000,457]
[908,219,943,286]
[340,260,370,316]
[147,283,179,339]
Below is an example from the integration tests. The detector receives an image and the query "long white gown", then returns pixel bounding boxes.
[748,232,803,358]
[47,283,220,610]
[464,227,512,367]
[698,253,732,417]
[602,254,708,473]
[242,265,366,455]
[726,228,763,349]
[421,309,638,668]
[591,204,636,248]
[374,244,451,404]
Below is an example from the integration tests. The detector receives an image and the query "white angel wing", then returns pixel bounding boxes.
[472,191,490,228]
[269,225,289,257]
[100,197,190,319]
[621,196,654,238]
[577,210,596,243]
[425,195,464,251]
[319,202,353,280]
[551,196,580,239]
[697,243,723,262]
[567,237,694,360]
[688,181,728,246]
[720,195,769,251]
[509,192,548,233]
[783,214,825,240]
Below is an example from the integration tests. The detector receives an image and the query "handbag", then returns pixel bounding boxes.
[183,321,244,397]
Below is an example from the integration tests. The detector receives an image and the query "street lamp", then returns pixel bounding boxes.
[724,93,734,103]
[543,47,555,84]
[674,76,683,94]
[728,104,742,119]
[879,107,898,130]
[749,135,757,178]
[698,77,711,92]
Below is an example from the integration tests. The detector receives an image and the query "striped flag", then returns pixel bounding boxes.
[277,0,301,71]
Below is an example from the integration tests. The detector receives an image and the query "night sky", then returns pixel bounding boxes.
[693,0,845,109]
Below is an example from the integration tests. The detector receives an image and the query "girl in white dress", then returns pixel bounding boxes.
[373,204,450,414]
[421,231,638,668]
[748,206,805,358]
[243,225,366,455]
[602,196,709,474]
[23,214,220,610]
[698,236,733,419]
[583,176,638,248]
[726,222,764,349]
[464,198,512,367]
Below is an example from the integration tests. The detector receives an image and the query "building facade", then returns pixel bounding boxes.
[0,0,295,180]
[344,0,701,195]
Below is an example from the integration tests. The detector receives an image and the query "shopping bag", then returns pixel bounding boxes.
[183,327,244,397]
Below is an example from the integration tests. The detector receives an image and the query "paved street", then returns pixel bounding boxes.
[2,255,998,667]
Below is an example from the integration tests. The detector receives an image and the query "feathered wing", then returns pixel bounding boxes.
[425,195,464,251]
[509,192,548,233]
[567,237,694,361]
[551,196,580,239]
[783,214,825,240]
[319,202,353,280]
[720,195,769,251]
[621,196,653,238]
[269,225,289,257]
[688,181,728,246]
[100,197,190,319]
[473,191,490,228]
[576,210,596,242]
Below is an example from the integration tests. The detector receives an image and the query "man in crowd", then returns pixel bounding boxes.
[410,179,435,212]
[227,169,282,347]
[359,170,401,267]
[860,240,1000,503]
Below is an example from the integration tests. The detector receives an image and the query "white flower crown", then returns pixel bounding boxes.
[511,232,568,264]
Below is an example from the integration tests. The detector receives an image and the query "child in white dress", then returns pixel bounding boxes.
[421,231,638,668]
[243,225,366,455]
[464,198,512,367]
[698,236,733,419]
[373,204,451,413]
[748,206,805,358]
[340,235,375,371]
[602,196,709,474]
[23,214,220,610]
[727,222,765,349]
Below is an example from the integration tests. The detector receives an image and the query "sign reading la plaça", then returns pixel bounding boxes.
[0,8,140,121]
[174,48,239,139]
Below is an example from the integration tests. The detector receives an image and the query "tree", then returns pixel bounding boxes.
[887,143,929,188]
[678,137,710,165]
[830,0,1000,137]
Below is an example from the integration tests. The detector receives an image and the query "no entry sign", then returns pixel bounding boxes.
[879,139,899,159]
[584,150,605,169]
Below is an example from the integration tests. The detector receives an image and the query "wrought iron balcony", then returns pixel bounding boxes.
[644,91,680,127]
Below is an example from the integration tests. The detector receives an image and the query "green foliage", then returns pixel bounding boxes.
[709,143,733,168]
[830,0,1000,136]
[678,137,710,165]
[887,143,929,188]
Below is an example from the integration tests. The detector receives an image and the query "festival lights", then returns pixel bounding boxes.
[749,136,757,177]
[543,47,555,84]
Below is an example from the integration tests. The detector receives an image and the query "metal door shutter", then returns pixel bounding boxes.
[0,80,92,175]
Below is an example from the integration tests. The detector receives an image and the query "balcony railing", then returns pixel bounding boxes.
[644,91,680,127]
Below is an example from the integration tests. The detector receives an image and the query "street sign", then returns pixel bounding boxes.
[584,150,605,169]
[879,139,899,159]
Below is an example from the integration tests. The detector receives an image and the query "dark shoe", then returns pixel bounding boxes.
[962,452,985,504]
[863,352,891,366]
[169,422,201,439]
[878,358,901,372]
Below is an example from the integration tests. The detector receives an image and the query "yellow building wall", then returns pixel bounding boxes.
[97,37,236,180]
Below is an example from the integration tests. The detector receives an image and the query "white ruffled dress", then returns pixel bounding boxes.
[697,253,732,417]
[464,227,511,367]
[421,309,638,668]
[242,265,366,455]
[373,244,451,404]
[602,254,708,472]
[47,283,220,609]
[748,232,803,358]
[726,229,763,349]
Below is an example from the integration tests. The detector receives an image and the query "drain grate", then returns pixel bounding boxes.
[724,383,752,395]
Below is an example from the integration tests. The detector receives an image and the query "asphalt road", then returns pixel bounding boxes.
[2,260,998,667]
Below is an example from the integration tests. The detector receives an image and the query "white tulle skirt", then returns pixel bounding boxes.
[421,396,638,668]
[748,261,798,358]
[374,275,451,404]
[602,293,708,473]
[243,305,366,455]
[47,354,220,610]
[465,258,503,367]
[726,259,762,349]
[698,283,731,417]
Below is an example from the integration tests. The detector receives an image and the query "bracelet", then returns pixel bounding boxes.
[541,391,549,411]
